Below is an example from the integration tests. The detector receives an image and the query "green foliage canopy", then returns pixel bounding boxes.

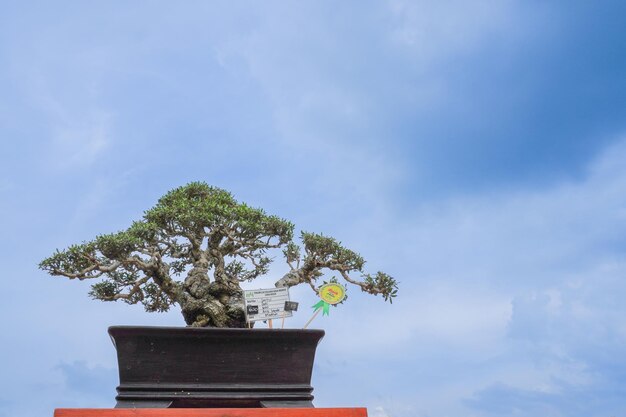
[40,182,397,326]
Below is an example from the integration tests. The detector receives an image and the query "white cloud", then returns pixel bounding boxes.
[369,406,390,417]
[50,110,111,168]
[387,0,516,55]
[308,135,626,416]
[324,284,511,357]
[11,70,113,169]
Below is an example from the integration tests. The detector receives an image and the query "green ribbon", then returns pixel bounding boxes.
[312,300,331,316]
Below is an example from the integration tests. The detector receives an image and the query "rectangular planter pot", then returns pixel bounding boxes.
[108,326,325,409]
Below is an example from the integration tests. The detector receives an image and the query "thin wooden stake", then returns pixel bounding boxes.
[303,309,321,329]
[268,319,273,329]
[281,313,285,329]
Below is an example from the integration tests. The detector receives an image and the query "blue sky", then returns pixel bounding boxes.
[1,1,626,416]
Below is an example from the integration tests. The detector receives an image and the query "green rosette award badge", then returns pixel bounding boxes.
[303,283,347,328]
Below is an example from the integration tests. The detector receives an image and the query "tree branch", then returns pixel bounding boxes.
[104,277,150,301]
[339,270,377,293]
[51,261,121,280]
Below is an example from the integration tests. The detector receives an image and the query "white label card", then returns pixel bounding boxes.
[244,287,293,322]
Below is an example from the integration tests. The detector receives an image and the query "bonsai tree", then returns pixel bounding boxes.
[40,182,397,327]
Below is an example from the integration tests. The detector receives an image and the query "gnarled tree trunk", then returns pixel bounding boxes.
[180,265,247,327]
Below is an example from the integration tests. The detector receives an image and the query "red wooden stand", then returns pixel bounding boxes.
[54,408,367,417]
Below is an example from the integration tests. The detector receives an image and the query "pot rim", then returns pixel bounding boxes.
[108,325,325,340]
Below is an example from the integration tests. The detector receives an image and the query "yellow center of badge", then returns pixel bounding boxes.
[318,283,346,305]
